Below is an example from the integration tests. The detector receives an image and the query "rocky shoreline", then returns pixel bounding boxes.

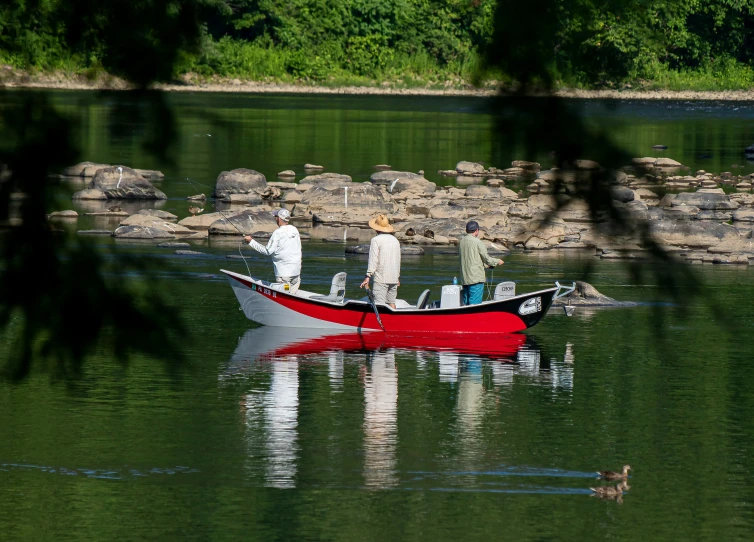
[38,156,754,267]
[5,69,754,100]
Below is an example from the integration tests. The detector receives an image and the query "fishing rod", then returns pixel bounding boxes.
[365,286,385,331]
[186,177,253,276]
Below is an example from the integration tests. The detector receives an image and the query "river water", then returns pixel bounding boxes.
[2,91,754,540]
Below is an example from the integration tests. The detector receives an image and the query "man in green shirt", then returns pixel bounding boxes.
[459,220,504,305]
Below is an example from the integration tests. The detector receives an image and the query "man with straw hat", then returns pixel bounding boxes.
[360,214,401,308]
[244,208,302,294]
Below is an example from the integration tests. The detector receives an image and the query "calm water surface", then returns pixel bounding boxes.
[1,91,754,540]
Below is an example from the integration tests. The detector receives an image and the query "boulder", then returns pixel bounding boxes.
[388,176,436,196]
[134,169,165,180]
[707,236,754,254]
[650,220,741,248]
[208,209,280,235]
[611,186,635,203]
[157,242,191,248]
[552,281,636,306]
[213,168,267,198]
[47,210,78,219]
[278,170,296,178]
[90,166,167,199]
[296,183,394,217]
[119,214,195,235]
[655,158,682,167]
[113,225,175,239]
[373,164,392,171]
[178,210,245,231]
[464,185,517,199]
[511,160,540,171]
[671,191,738,210]
[62,161,110,177]
[528,194,558,210]
[137,209,178,220]
[346,244,425,255]
[456,161,484,175]
[222,193,264,205]
[304,163,324,170]
[72,188,107,200]
[438,169,459,177]
[733,209,754,223]
[370,170,422,185]
[429,202,472,220]
[574,159,601,170]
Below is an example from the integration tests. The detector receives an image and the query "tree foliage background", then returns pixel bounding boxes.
[1,0,753,86]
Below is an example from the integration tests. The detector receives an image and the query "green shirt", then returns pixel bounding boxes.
[459,233,499,285]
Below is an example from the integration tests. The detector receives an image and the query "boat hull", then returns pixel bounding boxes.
[222,269,556,334]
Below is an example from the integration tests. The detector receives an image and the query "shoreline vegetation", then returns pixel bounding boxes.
[3,70,754,101]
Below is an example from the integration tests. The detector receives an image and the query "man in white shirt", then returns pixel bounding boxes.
[244,208,302,294]
[359,214,401,308]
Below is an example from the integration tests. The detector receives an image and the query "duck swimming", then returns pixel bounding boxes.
[597,465,631,480]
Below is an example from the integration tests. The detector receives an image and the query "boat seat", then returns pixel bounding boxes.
[416,289,431,309]
[310,272,347,303]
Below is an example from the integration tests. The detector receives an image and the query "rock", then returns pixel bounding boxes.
[119,214,195,235]
[652,145,668,150]
[72,188,108,200]
[113,225,175,239]
[268,182,297,189]
[278,170,296,178]
[611,186,635,203]
[304,163,324,170]
[671,191,738,210]
[528,194,557,210]
[62,161,110,177]
[370,170,422,185]
[346,244,424,255]
[134,169,165,180]
[187,194,206,201]
[733,209,754,223]
[213,168,267,198]
[455,161,485,175]
[299,172,352,189]
[90,166,167,200]
[511,160,540,171]
[707,236,754,254]
[175,250,203,255]
[157,242,191,248]
[634,188,659,202]
[429,202,471,220]
[297,183,394,217]
[552,281,636,306]
[84,211,130,217]
[208,209,279,235]
[77,229,113,235]
[283,191,303,203]
[655,157,682,168]
[137,209,178,220]
[373,164,392,171]
[47,210,78,219]
[178,210,245,231]
[745,144,754,154]
[438,170,459,177]
[662,205,699,220]
[388,176,436,196]
[632,157,657,166]
[222,193,264,205]
[650,220,740,248]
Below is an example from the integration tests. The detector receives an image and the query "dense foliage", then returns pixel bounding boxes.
[1,0,753,87]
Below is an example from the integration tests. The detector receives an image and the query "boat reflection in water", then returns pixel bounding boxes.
[226,328,575,489]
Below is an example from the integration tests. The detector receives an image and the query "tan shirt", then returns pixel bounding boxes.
[366,233,401,284]
[459,233,499,285]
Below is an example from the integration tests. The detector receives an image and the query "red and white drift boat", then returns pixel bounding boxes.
[222,269,573,334]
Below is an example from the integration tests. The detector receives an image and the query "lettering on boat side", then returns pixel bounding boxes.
[518,297,542,315]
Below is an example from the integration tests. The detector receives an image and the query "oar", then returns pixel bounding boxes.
[365,286,386,332]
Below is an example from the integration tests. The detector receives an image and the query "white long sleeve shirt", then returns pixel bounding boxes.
[248,224,302,278]
[366,233,401,284]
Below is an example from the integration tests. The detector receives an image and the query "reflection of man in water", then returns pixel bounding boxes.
[242,357,300,489]
[363,350,398,488]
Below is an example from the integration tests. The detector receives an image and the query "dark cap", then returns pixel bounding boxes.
[465,220,479,233]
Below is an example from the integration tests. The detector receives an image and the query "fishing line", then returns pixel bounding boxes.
[186,177,253,277]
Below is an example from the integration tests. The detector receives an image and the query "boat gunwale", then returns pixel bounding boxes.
[221,268,558,315]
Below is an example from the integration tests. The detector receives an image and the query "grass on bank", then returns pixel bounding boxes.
[2,37,754,92]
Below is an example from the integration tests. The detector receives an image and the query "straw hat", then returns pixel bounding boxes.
[368,214,394,233]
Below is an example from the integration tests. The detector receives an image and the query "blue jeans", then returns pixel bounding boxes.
[462,283,484,305]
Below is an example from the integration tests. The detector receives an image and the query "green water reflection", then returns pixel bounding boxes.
[2,240,754,540]
[2,91,754,539]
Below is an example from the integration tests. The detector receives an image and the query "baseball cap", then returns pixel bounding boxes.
[273,208,291,222]
[465,220,479,233]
